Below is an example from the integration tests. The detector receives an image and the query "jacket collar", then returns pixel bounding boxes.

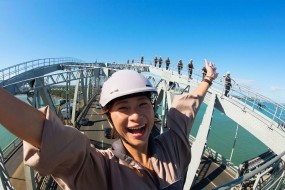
[111,134,156,164]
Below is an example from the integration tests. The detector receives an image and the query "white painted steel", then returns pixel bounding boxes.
[149,66,285,161]
[183,94,216,190]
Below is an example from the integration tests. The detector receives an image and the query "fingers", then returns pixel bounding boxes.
[205,59,216,69]
[204,59,209,67]
[205,59,216,70]
[204,58,219,80]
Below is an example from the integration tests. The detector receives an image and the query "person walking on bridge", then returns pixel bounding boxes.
[202,66,207,80]
[165,57,170,70]
[222,71,234,97]
[158,56,163,68]
[154,56,158,67]
[178,59,183,75]
[0,60,218,190]
[141,56,144,64]
[187,59,194,80]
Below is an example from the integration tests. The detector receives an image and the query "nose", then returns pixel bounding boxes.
[128,108,145,123]
[129,112,141,121]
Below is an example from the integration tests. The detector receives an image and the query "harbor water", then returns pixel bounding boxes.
[0,95,61,150]
[191,103,268,165]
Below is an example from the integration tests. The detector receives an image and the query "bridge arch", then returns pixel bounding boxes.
[0,58,284,189]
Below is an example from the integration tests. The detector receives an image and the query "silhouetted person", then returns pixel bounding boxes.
[188,59,194,80]
[165,57,171,70]
[132,59,134,64]
[158,56,163,68]
[223,72,232,97]
[202,66,207,80]
[178,59,183,75]
[141,56,144,64]
[154,56,158,67]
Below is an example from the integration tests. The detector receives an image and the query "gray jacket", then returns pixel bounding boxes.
[24,94,202,189]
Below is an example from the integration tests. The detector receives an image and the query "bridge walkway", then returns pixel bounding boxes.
[2,60,283,189]
[5,146,26,190]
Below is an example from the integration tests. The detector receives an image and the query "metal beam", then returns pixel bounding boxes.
[0,148,14,190]
[213,150,285,190]
[24,165,36,190]
[72,78,80,127]
[184,94,216,190]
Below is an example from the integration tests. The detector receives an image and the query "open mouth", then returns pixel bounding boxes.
[127,125,146,135]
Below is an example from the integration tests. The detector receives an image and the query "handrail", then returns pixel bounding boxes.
[213,150,285,190]
[134,62,285,131]
[215,76,285,129]
[0,60,284,189]
[1,58,283,132]
[2,138,22,163]
[0,147,15,190]
[0,57,84,81]
[1,59,284,142]
[1,59,284,189]
[3,138,21,154]
[1,67,101,89]
[140,60,284,107]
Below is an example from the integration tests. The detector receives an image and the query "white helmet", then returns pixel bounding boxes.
[99,70,157,107]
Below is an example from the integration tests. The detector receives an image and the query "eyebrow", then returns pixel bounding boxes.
[115,96,149,105]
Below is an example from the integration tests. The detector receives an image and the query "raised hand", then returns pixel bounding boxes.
[204,59,218,80]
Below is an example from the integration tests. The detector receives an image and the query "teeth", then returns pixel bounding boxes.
[129,125,145,130]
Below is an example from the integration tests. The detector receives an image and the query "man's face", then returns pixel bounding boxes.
[109,95,154,148]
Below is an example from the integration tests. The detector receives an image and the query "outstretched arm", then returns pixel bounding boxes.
[0,87,45,148]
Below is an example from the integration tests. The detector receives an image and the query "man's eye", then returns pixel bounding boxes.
[118,106,128,110]
[140,102,148,107]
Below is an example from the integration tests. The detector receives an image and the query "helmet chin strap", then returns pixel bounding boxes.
[106,113,130,145]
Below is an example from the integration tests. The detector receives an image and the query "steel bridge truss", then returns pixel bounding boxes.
[1,60,285,190]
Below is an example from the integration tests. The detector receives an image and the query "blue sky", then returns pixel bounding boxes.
[0,0,285,103]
